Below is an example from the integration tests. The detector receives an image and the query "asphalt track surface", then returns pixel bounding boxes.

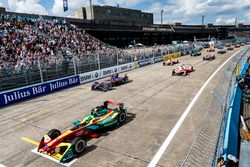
[0,47,246,167]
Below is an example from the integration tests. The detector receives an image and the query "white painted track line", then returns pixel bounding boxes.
[32,147,77,167]
[148,49,243,167]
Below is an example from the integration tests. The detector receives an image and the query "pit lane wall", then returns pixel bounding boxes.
[223,55,249,160]
[0,51,189,108]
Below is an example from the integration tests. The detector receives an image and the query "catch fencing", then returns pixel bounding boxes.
[181,47,249,167]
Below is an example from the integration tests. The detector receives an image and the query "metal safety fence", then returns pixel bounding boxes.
[0,42,194,92]
[181,47,249,167]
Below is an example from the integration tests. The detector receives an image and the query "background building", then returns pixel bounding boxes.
[81,5,153,26]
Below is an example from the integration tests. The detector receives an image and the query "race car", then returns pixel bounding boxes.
[203,55,215,61]
[91,81,112,92]
[218,50,227,54]
[163,59,179,66]
[109,73,129,86]
[227,47,234,51]
[73,100,127,130]
[235,44,240,48]
[172,64,194,76]
[191,51,201,56]
[38,125,98,163]
[207,48,215,52]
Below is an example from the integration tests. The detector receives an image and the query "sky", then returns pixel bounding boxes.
[0,0,250,25]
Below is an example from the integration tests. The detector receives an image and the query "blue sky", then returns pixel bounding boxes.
[0,0,250,25]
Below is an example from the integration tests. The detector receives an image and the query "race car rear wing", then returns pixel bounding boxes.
[105,100,124,106]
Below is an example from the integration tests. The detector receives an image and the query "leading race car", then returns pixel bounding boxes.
[38,124,98,163]
[172,64,194,76]
[203,55,215,61]
[109,73,129,86]
[218,50,227,54]
[91,81,112,92]
[73,100,127,130]
[163,59,179,66]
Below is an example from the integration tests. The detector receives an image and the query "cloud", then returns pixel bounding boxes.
[215,16,236,25]
[7,0,47,15]
[104,0,146,7]
[145,0,250,24]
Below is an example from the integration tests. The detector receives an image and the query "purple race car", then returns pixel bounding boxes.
[109,73,129,86]
[91,81,112,92]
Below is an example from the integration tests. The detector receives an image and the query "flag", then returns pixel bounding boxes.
[63,0,68,12]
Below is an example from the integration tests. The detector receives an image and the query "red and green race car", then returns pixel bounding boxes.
[73,100,127,130]
[37,100,127,163]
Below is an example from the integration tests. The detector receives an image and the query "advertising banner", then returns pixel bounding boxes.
[153,56,163,63]
[138,59,151,67]
[0,76,80,107]
[163,52,182,61]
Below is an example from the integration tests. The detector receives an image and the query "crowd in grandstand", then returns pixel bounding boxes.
[0,14,117,76]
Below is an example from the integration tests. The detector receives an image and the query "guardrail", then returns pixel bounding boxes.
[181,47,250,167]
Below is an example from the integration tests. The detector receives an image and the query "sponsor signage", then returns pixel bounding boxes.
[119,63,134,72]
[138,59,151,67]
[153,56,163,63]
[79,63,135,84]
[0,76,80,107]
[101,66,118,77]
[79,70,100,84]
[163,52,182,61]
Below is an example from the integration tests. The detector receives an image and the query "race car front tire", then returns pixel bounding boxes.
[118,112,127,124]
[47,129,61,140]
[72,137,86,155]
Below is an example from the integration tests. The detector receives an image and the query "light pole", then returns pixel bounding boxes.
[89,0,93,20]
[202,15,205,26]
[161,9,164,25]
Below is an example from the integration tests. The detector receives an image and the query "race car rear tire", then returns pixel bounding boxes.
[118,112,127,124]
[47,129,61,140]
[124,76,129,83]
[191,66,194,71]
[72,137,86,155]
